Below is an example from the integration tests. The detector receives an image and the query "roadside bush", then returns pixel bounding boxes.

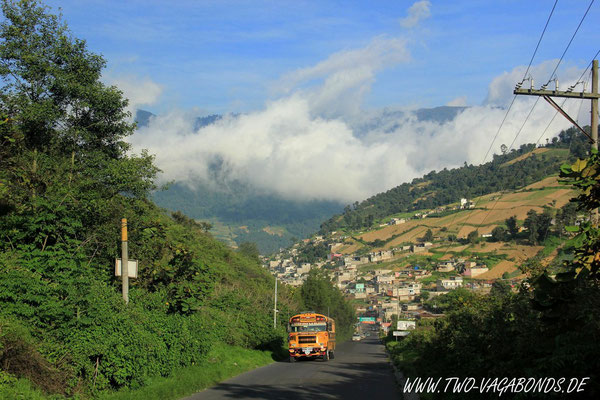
[0,317,69,395]
[65,283,214,391]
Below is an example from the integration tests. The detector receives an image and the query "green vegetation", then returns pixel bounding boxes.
[153,181,343,254]
[97,343,275,400]
[320,131,590,234]
[384,151,600,399]
[0,1,307,397]
[299,270,356,341]
[0,343,277,400]
[523,208,553,245]
[294,241,330,264]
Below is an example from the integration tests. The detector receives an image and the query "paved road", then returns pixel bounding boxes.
[184,337,401,400]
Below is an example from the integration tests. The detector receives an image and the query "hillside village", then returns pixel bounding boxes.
[263,175,580,332]
[264,233,496,332]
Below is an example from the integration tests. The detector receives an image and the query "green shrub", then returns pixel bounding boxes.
[65,284,214,392]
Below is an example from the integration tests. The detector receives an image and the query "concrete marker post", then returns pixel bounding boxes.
[121,218,129,304]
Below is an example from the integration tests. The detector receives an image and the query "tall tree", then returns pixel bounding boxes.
[467,230,478,244]
[423,228,434,242]
[491,226,507,242]
[300,269,355,339]
[506,215,519,238]
[524,210,540,244]
[0,0,158,257]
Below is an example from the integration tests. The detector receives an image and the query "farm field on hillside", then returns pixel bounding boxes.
[337,177,576,256]
[328,175,575,280]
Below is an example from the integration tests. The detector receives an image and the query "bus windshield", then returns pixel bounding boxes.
[291,324,327,332]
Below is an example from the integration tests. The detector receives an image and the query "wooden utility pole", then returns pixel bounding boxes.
[273,277,278,329]
[514,59,599,150]
[121,218,129,304]
[592,59,598,150]
[515,61,599,225]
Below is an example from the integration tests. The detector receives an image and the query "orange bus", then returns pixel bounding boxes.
[288,312,335,362]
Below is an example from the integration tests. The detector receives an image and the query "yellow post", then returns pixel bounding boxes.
[121,218,129,304]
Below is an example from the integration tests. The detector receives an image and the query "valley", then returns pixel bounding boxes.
[264,155,580,329]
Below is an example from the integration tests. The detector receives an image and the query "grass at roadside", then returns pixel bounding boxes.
[0,374,65,400]
[0,343,277,400]
[98,343,276,400]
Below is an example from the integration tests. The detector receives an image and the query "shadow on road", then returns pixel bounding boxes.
[205,360,397,399]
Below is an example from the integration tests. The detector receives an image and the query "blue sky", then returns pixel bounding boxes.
[44,0,600,115]
[32,1,600,202]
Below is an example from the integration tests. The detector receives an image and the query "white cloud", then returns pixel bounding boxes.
[275,37,410,119]
[447,96,467,107]
[277,37,409,92]
[128,50,585,204]
[399,1,431,29]
[106,75,163,115]
[483,60,584,107]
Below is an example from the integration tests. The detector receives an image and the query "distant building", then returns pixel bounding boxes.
[463,266,489,278]
[374,269,393,276]
[397,320,416,331]
[437,276,464,291]
[297,263,311,275]
[437,261,455,272]
[327,253,343,261]
[412,244,425,253]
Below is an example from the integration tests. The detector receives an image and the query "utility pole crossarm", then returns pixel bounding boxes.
[513,88,600,99]
[513,59,598,151]
[542,95,594,143]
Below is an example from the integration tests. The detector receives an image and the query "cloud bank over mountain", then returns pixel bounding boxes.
[106,74,163,115]
[124,4,587,205]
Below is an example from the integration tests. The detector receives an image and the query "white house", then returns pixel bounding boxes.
[437,276,464,291]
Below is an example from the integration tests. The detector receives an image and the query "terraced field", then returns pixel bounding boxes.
[331,175,577,278]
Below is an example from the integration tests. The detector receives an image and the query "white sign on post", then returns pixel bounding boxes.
[397,320,416,331]
[115,259,138,278]
[393,331,410,337]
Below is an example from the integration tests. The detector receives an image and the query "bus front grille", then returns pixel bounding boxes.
[298,336,317,344]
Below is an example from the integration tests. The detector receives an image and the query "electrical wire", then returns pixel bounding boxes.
[546,0,595,82]
[476,65,594,231]
[435,2,596,261]
[428,2,563,252]
[358,6,596,270]
[524,0,560,81]
[479,0,560,171]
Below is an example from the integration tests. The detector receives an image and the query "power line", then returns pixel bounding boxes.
[475,57,596,238]
[480,0,560,169]
[359,5,596,268]
[574,49,600,83]
[436,2,595,260]
[433,1,561,245]
[471,1,596,223]
[546,0,595,83]
[523,0,559,80]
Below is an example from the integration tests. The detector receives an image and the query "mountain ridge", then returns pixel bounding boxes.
[135,106,472,254]
[319,126,589,235]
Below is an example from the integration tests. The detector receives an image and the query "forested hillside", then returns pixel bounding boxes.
[320,129,590,233]
[142,106,471,254]
[0,2,355,397]
[153,180,342,254]
[384,152,600,398]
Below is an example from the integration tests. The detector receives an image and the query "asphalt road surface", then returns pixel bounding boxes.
[184,336,401,400]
